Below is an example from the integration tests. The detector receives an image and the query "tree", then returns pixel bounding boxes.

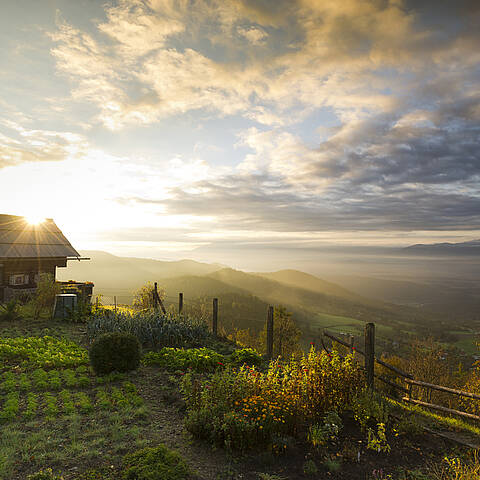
[133,282,165,310]
[230,327,261,351]
[259,305,301,358]
[32,273,60,319]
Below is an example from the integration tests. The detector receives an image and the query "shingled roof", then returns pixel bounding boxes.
[0,214,80,259]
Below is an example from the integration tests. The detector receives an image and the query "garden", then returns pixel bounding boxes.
[1,298,480,480]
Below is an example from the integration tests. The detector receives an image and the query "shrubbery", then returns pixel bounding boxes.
[228,347,262,367]
[0,300,21,322]
[181,347,364,452]
[87,310,210,349]
[89,332,141,375]
[142,347,262,373]
[122,444,190,480]
[143,347,224,372]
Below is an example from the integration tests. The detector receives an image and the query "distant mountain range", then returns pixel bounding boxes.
[402,239,480,255]
[58,250,440,333]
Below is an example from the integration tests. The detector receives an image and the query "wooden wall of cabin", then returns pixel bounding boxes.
[0,258,67,302]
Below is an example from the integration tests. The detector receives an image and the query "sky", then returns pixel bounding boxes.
[1,0,479,268]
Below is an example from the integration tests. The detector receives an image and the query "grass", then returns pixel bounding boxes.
[311,312,364,332]
[450,334,479,356]
[387,397,480,439]
[0,373,151,479]
[0,412,150,477]
[312,312,412,338]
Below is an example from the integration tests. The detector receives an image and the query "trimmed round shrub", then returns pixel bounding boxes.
[122,444,190,480]
[90,332,141,375]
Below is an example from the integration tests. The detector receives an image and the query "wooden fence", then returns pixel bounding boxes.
[110,286,277,359]
[323,325,480,423]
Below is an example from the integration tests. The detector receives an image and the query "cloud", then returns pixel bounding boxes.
[0,120,89,168]
[11,0,478,241]
[236,25,268,45]
[98,0,184,56]
[152,173,480,233]
[144,77,480,234]
[47,0,480,131]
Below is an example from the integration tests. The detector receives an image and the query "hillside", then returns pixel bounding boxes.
[159,275,247,299]
[208,268,432,330]
[58,251,449,347]
[330,273,480,323]
[57,250,224,292]
[329,274,443,306]
[256,269,359,299]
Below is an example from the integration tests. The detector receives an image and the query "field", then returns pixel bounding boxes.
[1,314,479,480]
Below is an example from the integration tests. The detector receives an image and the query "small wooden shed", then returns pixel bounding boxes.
[0,214,83,302]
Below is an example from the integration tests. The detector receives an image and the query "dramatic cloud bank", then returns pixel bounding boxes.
[0,0,479,261]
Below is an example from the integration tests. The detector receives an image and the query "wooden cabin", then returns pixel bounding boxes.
[0,214,85,302]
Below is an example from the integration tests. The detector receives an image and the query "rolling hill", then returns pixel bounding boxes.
[57,250,224,292]
[57,250,448,346]
[256,269,359,299]
[207,268,432,329]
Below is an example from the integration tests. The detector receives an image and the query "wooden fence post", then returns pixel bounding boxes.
[179,292,183,314]
[267,306,274,360]
[406,380,413,402]
[154,282,166,314]
[365,323,375,389]
[212,298,218,336]
[153,283,159,310]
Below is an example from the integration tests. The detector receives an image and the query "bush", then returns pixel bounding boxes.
[142,347,261,373]
[133,282,165,311]
[122,444,190,480]
[431,451,480,480]
[31,273,60,320]
[87,310,210,349]
[90,332,141,375]
[350,389,390,431]
[0,299,21,322]
[143,347,225,373]
[307,412,343,448]
[228,348,263,367]
[181,347,364,452]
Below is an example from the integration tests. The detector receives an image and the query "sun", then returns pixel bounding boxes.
[24,215,46,225]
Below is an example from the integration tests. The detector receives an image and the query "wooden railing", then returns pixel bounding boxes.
[323,326,480,423]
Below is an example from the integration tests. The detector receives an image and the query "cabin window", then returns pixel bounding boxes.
[9,274,29,286]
